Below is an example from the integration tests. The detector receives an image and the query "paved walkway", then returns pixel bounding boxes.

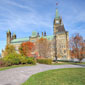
[0,64,84,85]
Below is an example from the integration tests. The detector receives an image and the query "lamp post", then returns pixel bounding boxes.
[54,34,57,61]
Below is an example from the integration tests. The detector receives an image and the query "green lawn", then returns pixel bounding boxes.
[0,64,33,71]
[22,68,85,85]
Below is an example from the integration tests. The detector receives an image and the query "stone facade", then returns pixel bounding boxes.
[53,9,69,59]
[5,9,69,60]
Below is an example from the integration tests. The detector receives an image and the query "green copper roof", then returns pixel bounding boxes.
[31,31,37,37]
[40,35,54,41]
[11,37,29,43]
[56,9,59,19]
[7,29,11,33]
[44,35,54,40]
[11,35,54,44]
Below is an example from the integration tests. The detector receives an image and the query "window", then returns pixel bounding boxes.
[64,50,66,53]
[63,56,66,58]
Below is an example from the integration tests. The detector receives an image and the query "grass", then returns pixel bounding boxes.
[52,62,85,65]
[22,68,85,85]
[0,64,33,71]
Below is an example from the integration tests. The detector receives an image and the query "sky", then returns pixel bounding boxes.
[0,0,85,53]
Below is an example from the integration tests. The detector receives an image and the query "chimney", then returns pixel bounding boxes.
[42,32,43,36]
[37,32,40,37]
[44,32,46,36]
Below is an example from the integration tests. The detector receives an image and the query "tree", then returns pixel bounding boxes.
[70,33,85,62]
[4,44,16,56]
[19,41,35,57]
[36,37,51,58]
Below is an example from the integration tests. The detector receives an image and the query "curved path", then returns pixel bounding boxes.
[0,64,85,85]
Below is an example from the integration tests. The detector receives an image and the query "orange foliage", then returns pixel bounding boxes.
[19,41,35,57]
[70,33,85,62]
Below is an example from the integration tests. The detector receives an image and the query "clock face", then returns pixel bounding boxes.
[56,20,59,24]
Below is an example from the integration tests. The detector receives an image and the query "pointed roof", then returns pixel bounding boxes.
[13,33,16,36]
[57,25,66,33]
[56,9,59,19]
[7,29,11,33]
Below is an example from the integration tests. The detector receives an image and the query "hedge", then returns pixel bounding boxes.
[37,59,52,65]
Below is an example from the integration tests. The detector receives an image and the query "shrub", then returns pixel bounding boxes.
[37,58,52,65]
[0,58,13,67]
[3,53,21,65]
[0,59,5,67]
[1,53,36,67]
[27,57,36,64]
[19,56,28,64]
[4,60,12,66]
[19,57,36,65]
[4,44,16,56]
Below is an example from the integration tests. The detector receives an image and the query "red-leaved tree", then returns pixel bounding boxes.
[70,33,85,62]
[19,41,35,57]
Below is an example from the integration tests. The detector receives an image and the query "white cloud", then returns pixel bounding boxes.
[0,0,53,33]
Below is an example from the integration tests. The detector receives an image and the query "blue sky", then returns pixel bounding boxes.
[0,0,85,53]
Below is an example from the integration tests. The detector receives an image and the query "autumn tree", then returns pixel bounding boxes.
[4,44,16,56]
[19,41,35,57]
[70,33,85,62]
[36,37,51,58]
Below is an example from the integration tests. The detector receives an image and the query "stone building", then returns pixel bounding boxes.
[5,9,70,60]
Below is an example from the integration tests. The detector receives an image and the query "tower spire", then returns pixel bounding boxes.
[7,29,11,44]
[7,29,11,33]
[56,8,59,19]
[55,2,59,19]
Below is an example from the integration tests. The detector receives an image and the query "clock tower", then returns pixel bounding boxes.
[53,8,69,60]
[53,9,63,35]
